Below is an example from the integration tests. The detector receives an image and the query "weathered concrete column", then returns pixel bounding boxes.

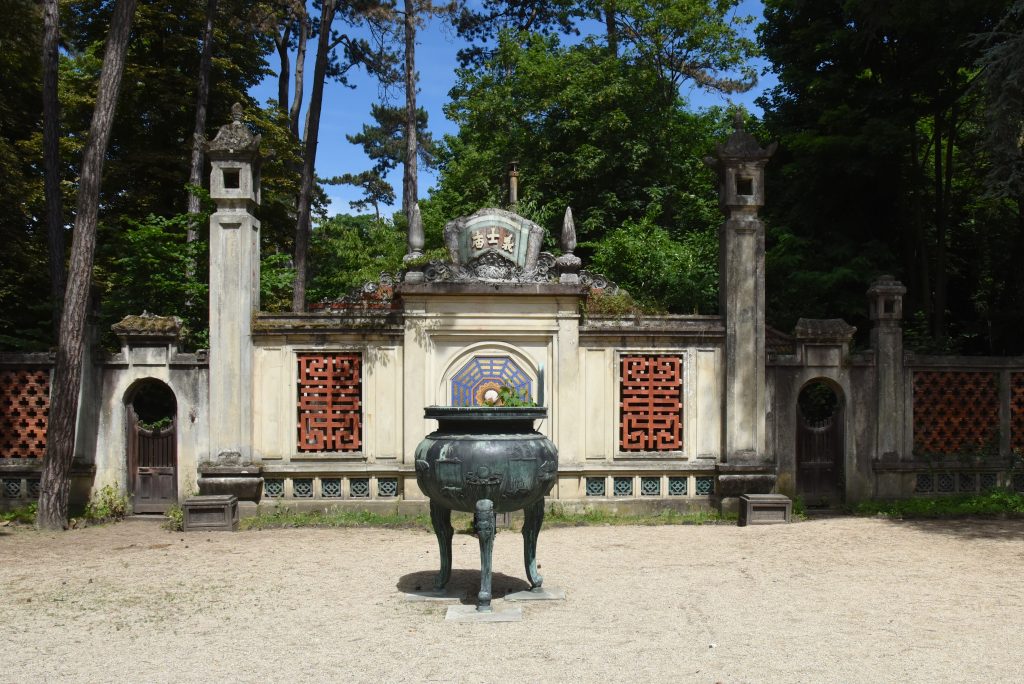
[203,104,261,463]
[867,275,907,461]
[706,114,776,465]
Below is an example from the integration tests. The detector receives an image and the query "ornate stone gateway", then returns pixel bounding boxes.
[415,406,558,612]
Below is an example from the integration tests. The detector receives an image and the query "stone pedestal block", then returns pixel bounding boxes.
[738,493,791,526]
[183,495,238,532]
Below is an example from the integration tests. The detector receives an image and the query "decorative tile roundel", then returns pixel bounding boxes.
[450,356,532,406]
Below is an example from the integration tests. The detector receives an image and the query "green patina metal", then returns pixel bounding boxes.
[415,406,558,612]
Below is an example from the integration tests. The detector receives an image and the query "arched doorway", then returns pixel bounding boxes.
[796,379,845,506]
[125,379,177,513]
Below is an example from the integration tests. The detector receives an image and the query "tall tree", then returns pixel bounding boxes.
[427,33,728,312]
[340,102,435,213]
[291,0,396,311]
[292,0,338,312]
[268,0,309,135]
[758,0,1015,350]
[394,0,453,216]
[186,0,219,230]
[402,0,417,216]
[454,0,583,66]
[0,2,48,350]
[38,0,137,530]
[454,0,758,94]
[42,0,64,339]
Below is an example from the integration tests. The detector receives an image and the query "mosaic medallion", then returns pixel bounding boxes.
[450,356,532,406]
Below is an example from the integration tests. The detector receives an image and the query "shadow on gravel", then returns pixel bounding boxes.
[397,568,531,603]
[872,517,1024,541]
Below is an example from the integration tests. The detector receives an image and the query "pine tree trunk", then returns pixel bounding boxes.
[605,1,617,57]
[932,108,947,340]
[291,0,334,312]
[275,24,291,116]
[402,0,418,217]
[289,10,308,138]
[37,0,137,531]
[42,0,64,342]
[187,0,218,228]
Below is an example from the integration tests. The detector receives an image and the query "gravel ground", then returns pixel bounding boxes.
[2,516,1024,683]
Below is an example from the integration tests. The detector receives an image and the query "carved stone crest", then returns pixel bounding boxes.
[444,208,545,271]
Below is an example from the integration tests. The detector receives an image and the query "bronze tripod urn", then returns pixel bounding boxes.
[414,406,558,611]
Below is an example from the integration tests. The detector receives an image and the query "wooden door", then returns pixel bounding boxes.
[128,408,177,513]
[796,413,843,504]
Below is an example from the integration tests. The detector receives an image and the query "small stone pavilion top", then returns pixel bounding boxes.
[202,103,260,159]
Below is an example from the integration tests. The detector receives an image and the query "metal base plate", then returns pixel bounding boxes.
[504,586,565,601]
[445,605,522,622]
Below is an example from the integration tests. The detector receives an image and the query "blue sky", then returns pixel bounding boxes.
[249,0,776,217]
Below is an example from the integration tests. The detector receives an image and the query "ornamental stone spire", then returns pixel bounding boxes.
[706,111,776,469]
[556,207,581,284]
[205,104,261,465]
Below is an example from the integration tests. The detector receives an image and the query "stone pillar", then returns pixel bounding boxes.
[203,104,261,464]
[867,275,907,461]
[705,114,776,464]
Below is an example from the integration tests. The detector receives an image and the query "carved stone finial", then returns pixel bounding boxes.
[403,203,426,283]
[561,206,576,254]
[733,110,745,132]
[556,206,582,284]
[407,203,424,256]
[203,104,261,158]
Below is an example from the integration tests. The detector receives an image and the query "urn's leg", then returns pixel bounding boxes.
[475,499,496,612]
[429,501,453,591]
[522,498,545,589]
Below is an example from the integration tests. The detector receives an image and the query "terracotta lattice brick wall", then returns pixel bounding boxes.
[296,354,361,452]
[1012,372,1024,452]
[912,371,999,455]
[1,368,50,458]
[619,355,683,452]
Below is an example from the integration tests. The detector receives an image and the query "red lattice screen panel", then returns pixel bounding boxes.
[620,355,683,452]
[297,354,362,452]
[1,368,50,458]
[1012,373,1024,451]
[913,371,999,454]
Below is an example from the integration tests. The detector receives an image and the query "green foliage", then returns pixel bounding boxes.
[759,0,1024,351]
[973,0,1024,200]
[791,496,807,518]
[854,490,1024,519]
[137,416,172,431]
[590,219,718,313]
[162,504,184,532]
[0,502,38,525]
[454,0,760,94]
[260,251,296,313]
[82,485,130,524]
[583,290,648,318]
[0,1,49,350]
[240,506,432,531]
[428,32,730,313]
[307,214,407,303]
[98,212,209,350]
[490,385,537,407]
[61,0,273,223]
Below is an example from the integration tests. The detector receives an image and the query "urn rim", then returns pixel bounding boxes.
[423,405,548,421]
